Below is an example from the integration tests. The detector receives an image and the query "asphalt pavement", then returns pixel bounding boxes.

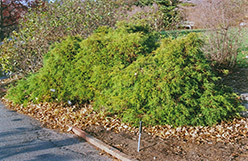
[0,102,112,161]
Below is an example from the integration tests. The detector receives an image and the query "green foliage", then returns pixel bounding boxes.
[96,33,244,126]
[7,24,244,127]
[7,36,82,104]
[7,22,159,104]
[235,28,248,68]
[179,2,195,7]
[161,29,206,38]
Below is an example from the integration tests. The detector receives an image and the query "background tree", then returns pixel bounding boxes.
[183,0,248,69]
[0,0,45,41]
[0,0,27,41]
[0,0,129,74]
[124,0,181,31]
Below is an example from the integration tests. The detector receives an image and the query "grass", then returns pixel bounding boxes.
[236,28,248,68]
[179,2,195,7]
[161,29,206,38]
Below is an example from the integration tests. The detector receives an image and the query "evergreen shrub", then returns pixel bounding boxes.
[6,23,244,127]
[7,36,82,104]
[7,22,159,104]
[96,34,244,126]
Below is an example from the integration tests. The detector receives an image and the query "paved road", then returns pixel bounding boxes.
[0,102,112,161]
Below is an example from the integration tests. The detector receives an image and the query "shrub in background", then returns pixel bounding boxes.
[184,0,248,69]
[0,0,45,41]
[0,0,128,75]
[124,0,181,31]
[7,23,244,127]
[204,28,244,69]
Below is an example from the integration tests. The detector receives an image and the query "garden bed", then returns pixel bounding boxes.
[1,97,247,161]
[1,70,248,161]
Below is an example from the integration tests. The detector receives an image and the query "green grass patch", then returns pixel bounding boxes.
[237,28,248,67]
[161,29,206,38]
[179,2,195,7]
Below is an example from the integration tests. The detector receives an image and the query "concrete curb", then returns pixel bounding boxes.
[69,126,138,161]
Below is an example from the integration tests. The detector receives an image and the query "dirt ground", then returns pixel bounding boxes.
[85,125,248,161]
[221,68,248,94]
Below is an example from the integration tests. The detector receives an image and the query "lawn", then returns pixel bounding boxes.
[237,28,248,67]
[161,29,206,38]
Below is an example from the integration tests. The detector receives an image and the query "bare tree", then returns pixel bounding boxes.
[183,0,248,68]
[192,0,247,29]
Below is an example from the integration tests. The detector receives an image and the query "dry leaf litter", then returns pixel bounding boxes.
[1,98,247,145]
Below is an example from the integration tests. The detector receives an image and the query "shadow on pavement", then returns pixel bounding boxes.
[0,127,41,138]
[26,153,74,161]
[0,137,85,160]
